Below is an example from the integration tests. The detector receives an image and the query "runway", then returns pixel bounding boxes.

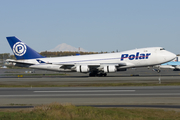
[0,68,180,108]
[0,86,180,106]
[0,75,180,87]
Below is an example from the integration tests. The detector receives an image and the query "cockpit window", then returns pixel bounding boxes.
[160,48,165,50]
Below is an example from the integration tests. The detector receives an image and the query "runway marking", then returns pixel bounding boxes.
[33,90,136,93]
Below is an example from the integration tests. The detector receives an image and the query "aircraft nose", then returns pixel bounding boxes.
[165,51,176,61]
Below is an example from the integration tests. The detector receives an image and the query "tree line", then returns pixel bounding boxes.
[39,51,109,57]
[0,51,109,60]
[0,53,15,60]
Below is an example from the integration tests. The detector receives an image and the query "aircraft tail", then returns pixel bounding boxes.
[6,36,44,60]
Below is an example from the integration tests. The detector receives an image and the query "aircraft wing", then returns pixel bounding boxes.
[51,62,127,68]
[32,60,129,72]
[36,57,133,69]
[52,62,131,72]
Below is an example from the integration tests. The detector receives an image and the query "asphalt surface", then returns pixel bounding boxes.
[0,86,180,107]
[0,68,180,109]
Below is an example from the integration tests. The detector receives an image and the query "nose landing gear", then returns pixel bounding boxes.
[153,68,161,73]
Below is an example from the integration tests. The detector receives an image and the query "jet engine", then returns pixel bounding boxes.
[76,65,89,73]
[104,65,117,73]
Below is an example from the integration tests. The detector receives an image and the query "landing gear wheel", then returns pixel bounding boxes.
[89,72,98,77]
[157,69,161,73]
[99,73,103,77]
[89,73,95,77]
[89,72,107,77]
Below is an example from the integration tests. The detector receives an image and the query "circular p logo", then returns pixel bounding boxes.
[13,42,27,56]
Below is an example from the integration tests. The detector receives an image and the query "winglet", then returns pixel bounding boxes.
[6,36,45,60]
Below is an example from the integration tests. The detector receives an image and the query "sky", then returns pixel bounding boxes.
[0,0,180,54]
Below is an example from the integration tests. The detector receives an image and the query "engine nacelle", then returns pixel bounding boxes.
[76,65,89,73]
[104,65,117,73]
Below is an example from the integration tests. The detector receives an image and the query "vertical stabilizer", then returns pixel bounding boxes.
[6,36,44,60]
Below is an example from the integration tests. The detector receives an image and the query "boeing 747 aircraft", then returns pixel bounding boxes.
[6,36,176,76]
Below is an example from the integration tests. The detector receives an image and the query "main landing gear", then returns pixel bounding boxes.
[89,72,107,77]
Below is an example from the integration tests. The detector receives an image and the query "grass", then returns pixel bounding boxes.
[9,103,32,106]
[0,103,180,120]
[0,73,69,78]
[4,71,20,73]
[0,82,180,87]
[1,73,68,76]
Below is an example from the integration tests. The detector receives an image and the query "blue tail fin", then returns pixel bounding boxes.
[6,36,45,60]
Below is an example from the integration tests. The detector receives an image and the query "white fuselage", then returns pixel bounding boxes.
[27,47,176,72]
